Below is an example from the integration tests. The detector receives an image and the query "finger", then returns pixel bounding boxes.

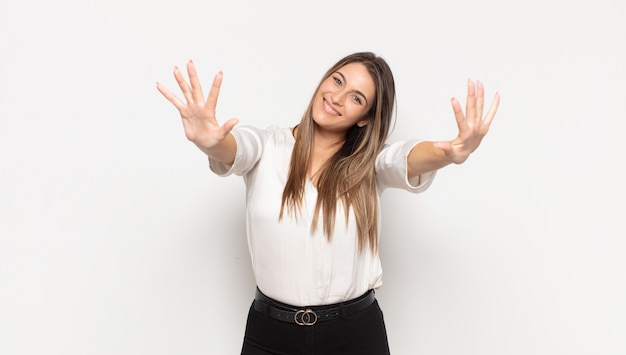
[450,97,467,130]
[187,60,205,104]
[173,66,194,104]
[205,71,224,115]
[465,79,477,121]
[480,92,500,133]
[476,80,485,121]
[156,81,185,109]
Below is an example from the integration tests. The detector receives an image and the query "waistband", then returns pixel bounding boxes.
[253,288,376,326]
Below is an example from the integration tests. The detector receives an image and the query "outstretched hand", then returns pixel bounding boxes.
[156,60,239,152]
[434,79,500,164]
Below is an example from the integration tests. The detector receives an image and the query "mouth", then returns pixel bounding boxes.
[322,98,341,116]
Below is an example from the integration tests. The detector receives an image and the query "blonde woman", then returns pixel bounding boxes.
[157,52,500,354]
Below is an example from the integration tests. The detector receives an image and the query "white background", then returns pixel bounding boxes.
[1,0,625,354]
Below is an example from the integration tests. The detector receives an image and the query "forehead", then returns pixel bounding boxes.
[334,62,375,99]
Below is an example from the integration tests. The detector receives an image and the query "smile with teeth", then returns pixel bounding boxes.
[323,99,340,116]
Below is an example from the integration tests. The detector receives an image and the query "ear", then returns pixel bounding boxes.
[356,119,369,127]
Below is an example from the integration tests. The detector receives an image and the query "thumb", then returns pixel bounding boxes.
[433,141,451,153]
[220,117,239,134]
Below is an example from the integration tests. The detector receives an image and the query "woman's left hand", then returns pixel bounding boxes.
[434,79,500,164]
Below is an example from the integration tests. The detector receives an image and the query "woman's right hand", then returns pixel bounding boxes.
[157,60,238,158]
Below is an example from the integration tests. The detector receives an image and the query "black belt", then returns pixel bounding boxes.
[253,288,376,326]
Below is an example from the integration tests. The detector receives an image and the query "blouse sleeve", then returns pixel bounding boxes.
[209,125,269,177]
[375,139,436,193]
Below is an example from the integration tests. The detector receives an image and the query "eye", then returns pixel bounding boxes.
[333,76,342,85]
[352,95,363,105]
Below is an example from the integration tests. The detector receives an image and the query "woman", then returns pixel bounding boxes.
[157,52,500,354]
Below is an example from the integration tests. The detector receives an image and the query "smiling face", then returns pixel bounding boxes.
[311,62,376,135]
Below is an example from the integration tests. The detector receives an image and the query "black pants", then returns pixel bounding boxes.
[241,298,391,354]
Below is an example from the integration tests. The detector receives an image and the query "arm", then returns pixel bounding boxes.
[156,60,238,164]
[408,79,500,178]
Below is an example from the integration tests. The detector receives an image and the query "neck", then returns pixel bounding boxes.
[302,125,345,182]
[311,125,345,152]
[293,123,345,151]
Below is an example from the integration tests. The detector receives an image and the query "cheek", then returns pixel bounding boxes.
[311,95,322,114]
[348,103,370,120]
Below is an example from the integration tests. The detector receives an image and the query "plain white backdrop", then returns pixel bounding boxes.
[1,0,625,354]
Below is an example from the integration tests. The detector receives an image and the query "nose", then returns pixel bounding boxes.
[331,89,347,106]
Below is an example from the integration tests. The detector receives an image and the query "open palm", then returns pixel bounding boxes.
[435,79,500,164]
[157,60,238,151]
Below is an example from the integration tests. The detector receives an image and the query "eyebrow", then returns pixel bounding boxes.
[336,71,370,106]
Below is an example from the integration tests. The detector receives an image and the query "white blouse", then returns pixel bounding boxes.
[210,125,435,306]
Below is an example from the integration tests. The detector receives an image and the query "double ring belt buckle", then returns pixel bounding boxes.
[294,308,318,326]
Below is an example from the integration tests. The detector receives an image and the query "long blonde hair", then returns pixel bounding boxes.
[280,52,396,254]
